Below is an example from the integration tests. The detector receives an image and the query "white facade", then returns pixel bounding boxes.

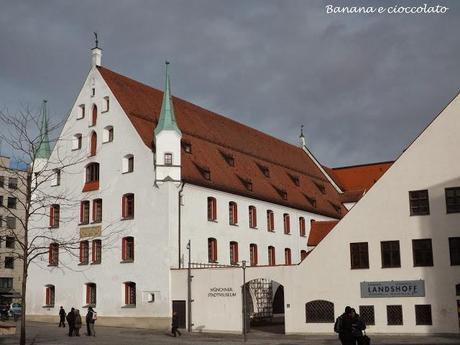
[26,51,337,329]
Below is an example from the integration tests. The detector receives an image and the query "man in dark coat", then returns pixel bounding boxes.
[334,306,354,345]
[171,312,181,337]
[66,308,75,336]
[58,306,66,327]
[86,306,96,336]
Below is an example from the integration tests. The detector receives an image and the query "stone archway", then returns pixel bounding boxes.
[243,278,285,334]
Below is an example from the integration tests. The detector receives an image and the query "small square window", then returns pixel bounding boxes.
[359,305,375,325]
[446,187,460,213]
[415,305,432,325]
[4,257,14,269]
[350,242,369,269]
[409,190,430,216]
[412,239,433,267]
[387,305,403,325]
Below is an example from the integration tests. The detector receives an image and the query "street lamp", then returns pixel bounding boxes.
[242,260,247,342]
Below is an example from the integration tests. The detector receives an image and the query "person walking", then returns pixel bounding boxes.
[171,311,181,337]
[58,306,66,327]
[86,306,96,336]
[334,306,354,345]
[351,308,366,345]
[66,308,76,337]
[74,309,82,336]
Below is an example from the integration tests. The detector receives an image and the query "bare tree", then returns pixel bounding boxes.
[0,101,120,345]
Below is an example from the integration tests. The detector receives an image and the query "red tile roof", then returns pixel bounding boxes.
[329,161,393,192]
[307,220,339,246]
[98,66,346,218]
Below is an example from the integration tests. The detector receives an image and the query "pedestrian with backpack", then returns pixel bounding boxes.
[334,306,354,345]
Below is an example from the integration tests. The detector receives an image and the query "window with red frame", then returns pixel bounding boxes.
[93,199,102,223]
[45,285,55,306]
[90,132,97,156]
[250,243,258,266]
[48,243,59,266]
[85,163,99,184]
[285,248,292,265]
[208,238,217,263]
[79,241,89,265]
[91,104,97,126]
[230,241,238,265]
[300,250,308,261]
[124,282,136,305]
[122,237,134,261]
[86,283,96,306]
[122,194,135,219]
[268,246,276,266]
[49,205,60,228]
[299,217,306,237]
[229,202,238,225]
[283,213,290,234]
[80,200,90,224]
[207,197,217,221]
[267,210,274,232]
[249,206,257,228]
[92,239,101,264]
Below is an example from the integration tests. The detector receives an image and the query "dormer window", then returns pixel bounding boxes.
[78,105,85,119]
[257,163,270,177]
[103,96,109,113]
[238,176,253,191]
[195,163,211,180]
[329,201,342,214]
[164,153,173,166]
[182,140,192,153]
[220,151,235,167]
[273,186,287,200]
[303,193,317,208]
[288,173,300,186]
[314,181,326,194]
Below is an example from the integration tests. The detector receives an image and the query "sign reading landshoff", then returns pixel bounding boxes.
[361,280,425,298]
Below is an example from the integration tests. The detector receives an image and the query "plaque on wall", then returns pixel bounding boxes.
[80,225,102,238]
[360,280,425,298]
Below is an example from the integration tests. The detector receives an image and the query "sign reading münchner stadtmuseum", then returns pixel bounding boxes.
[360,280,425,298]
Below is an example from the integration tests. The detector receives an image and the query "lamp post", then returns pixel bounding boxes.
[242,260,247,342]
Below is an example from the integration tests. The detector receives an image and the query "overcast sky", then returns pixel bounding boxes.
[0,0,459,167]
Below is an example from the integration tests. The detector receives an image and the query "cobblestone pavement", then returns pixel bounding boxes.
[0,322,459,345]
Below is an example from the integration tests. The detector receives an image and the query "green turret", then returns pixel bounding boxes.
[35,100,51,159]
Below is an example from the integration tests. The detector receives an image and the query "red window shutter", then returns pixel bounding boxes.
[124,283,128,305]
[122,238,126,260]
[212,199,216,220]
[80,202,83,223]
[122,196,126,218]
[80,243,83,263]
[48,245,52,264]
[234,204,238,224]
[45,287,50,305]
[91,241,95,263]
[86,285,90,304]
[49,207,54,227]
[92,106,97,126]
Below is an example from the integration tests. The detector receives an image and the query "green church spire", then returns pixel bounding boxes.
[35,100,51,159]
[154,61,181,136]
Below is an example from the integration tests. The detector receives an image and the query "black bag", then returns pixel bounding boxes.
[361,331,371,345]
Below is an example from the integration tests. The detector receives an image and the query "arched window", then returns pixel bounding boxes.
[299,217,306,237]
[45,285,55,306]
[73,134,82,150]
[86,283,96,306]
[91,104,97,126]
[207,197,217,221]
[230,241,239,265]
[250,243,258,266]
[103,126,114,143]
[229,202,238,225]
[84,163,99,192]
[208,238,217,263]
[285,248,291,265]
[90,132,97,156]
[49,204,60,228]
[79,241,89,265]
[164,153,173,166]
[93,199,102,223]
[305,300,335,323]
[249,206,257,228]
[283,213,290,234]
[268,246,276,266]
[48,243,59,266]
[122,154,134,173]
[122,237,134,261]
[124,282,136,306]
[122,193,135,219]
[267,210,274,232]
[300,250,308,262]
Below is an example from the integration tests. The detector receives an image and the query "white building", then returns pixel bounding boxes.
[26,46,347,329]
